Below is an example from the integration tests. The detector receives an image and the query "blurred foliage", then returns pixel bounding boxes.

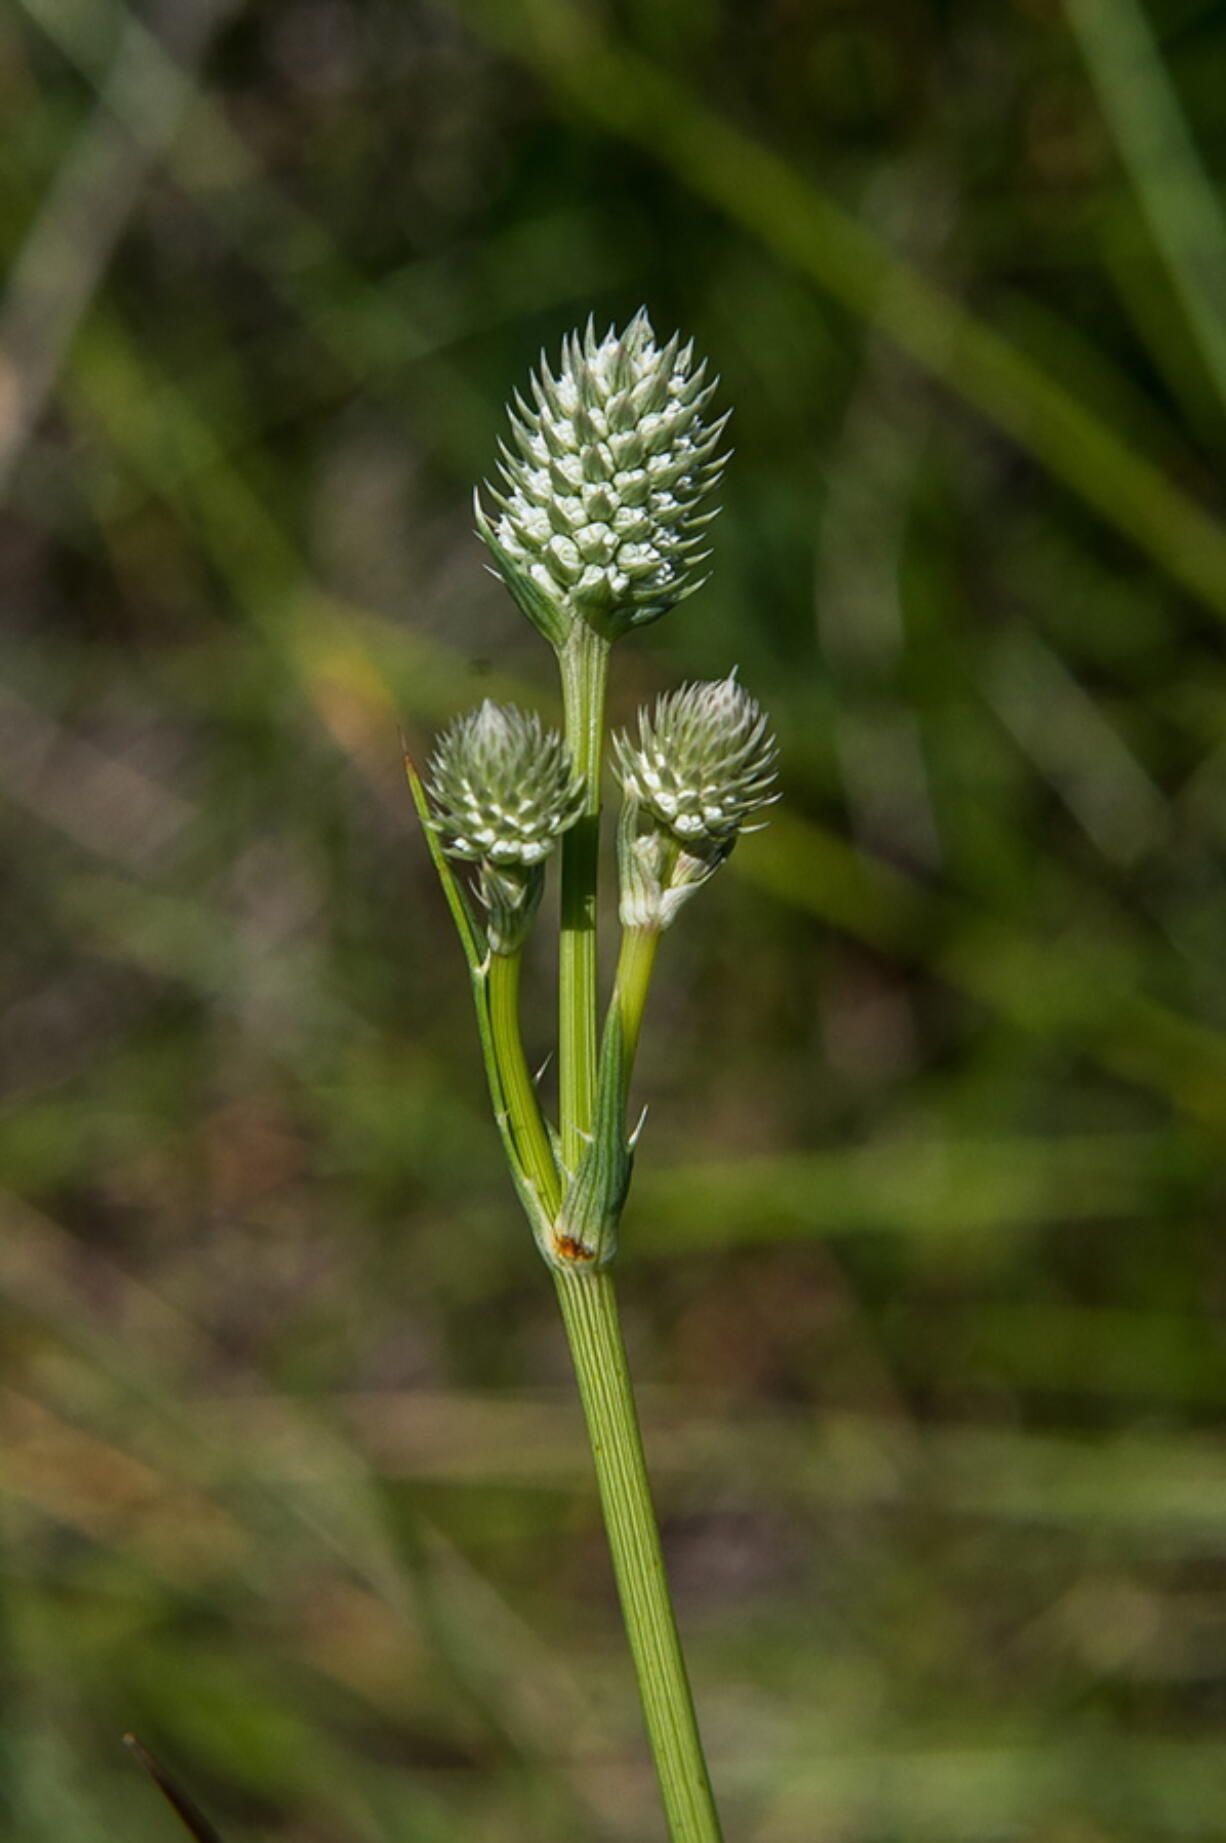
[3,0,1226,1837]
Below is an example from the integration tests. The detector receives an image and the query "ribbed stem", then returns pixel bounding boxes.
[558,623,610,1171]
[553,1268,724,1843]
[614,921,662,1080]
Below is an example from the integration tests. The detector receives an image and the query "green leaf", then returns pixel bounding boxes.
[405,748,556,1244]
[403,744,488,976]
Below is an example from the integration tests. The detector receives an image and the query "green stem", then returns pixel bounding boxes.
[615,921,661,1081]
[553,627,721,1838]
[486,951,562,1217]
[553,1268,724,1843]
[553,630,722,1828]
[558,623,611,1171]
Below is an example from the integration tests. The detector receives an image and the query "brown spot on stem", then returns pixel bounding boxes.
[553,1234,596,1263]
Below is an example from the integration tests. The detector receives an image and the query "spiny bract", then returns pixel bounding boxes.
[478,309,728,641]
[427,701,583,866]
[615,674,778,847]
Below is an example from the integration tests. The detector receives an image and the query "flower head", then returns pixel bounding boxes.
[428,701,583,868]
[478,310,728,644]
[427,702,582,953]
[615,673,778,848]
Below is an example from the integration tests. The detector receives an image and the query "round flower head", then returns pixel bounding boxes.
[477,310,728,644]
[615,673,778,849]
[428,701,583,867]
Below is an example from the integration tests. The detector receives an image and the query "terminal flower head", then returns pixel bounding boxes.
[478,310,728,645]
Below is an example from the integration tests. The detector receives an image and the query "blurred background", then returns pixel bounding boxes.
[3,0,1226,1836]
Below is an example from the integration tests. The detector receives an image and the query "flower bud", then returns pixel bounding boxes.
[616,673,778,847]
[477,310,728,644]
[427,701,582,952]
[614,675,778,929]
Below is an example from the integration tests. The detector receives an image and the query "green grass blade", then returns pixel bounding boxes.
[1065,0,1226,414]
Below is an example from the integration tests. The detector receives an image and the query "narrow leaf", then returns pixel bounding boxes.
[124,1735,224,1843]
[406,746,554,1239]
[403,744,487,974]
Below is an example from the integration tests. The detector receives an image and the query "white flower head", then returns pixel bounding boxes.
[615,672,778,847]
[428,701,583,868]
[478,310,728,644]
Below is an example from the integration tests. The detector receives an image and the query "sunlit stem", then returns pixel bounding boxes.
[554,1268,725,1843]
[551,621,723,1843]
[557,622,610,1171]
[614,921,661,1084]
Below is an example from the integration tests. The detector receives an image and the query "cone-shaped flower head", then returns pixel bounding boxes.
[428,700,583,867]
[478,310,728,645]
[428,701,583,955]
[615,673,778,849]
